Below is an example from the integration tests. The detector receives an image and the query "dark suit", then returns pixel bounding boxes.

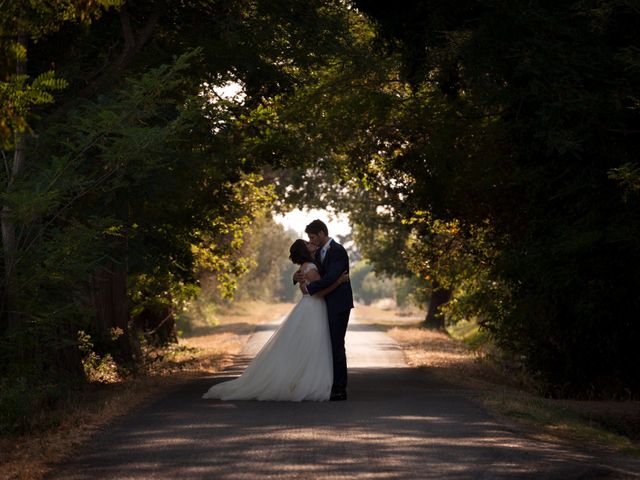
[306,239,354,391]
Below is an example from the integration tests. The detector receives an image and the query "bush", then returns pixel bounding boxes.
[0,375,80,434]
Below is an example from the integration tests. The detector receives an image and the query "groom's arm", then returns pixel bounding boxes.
[306,248,348,296]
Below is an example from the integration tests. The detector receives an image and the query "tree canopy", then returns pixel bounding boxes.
[247,0,640,396]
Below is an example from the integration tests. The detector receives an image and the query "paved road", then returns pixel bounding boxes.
[48,313,640,479]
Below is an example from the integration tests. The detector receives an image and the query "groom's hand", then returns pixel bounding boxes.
[293,269,305,285]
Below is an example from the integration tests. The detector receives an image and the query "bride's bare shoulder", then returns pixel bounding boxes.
[301,261,317,271]
[301,262,319,276]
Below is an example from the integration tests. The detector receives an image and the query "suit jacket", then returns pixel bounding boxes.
[306,239,354,316]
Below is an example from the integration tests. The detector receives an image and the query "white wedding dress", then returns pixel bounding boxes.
[202,263,333,401]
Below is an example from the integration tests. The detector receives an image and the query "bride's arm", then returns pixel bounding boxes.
[299,265,319,295]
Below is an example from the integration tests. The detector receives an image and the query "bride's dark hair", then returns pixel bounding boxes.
[289,239,314,265]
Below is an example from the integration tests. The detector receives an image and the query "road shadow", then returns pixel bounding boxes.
[47,364,640,480]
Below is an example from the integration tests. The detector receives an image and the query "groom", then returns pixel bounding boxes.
[295,219,354,401]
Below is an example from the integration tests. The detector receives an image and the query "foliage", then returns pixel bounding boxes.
[0,0,121,146]
[403,213,510,330]
[0,375,74,434]
[359,271,395,305]
[352,0,640,396]
[0,0,369,431]
[0,71,67,148]
[232,214,298,302]
[244,0,640,396]
[349,261,395,305]
[1,48,275,377]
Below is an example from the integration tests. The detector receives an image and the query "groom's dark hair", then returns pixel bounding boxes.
[305,219,328,236]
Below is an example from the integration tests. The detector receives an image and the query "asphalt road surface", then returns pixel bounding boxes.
[48,312,640,479]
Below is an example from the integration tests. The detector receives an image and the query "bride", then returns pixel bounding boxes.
[202,239,349,401]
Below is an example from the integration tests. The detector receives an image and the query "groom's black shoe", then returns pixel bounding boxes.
[330,390,347,401]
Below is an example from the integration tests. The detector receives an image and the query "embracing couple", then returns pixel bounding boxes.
[203,219,354,402]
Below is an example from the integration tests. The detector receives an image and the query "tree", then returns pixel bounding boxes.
[232,215,298,302]
[244,0,640,395]
[0,1,126,385]
[1,0,373,433]
[350,0,640,395]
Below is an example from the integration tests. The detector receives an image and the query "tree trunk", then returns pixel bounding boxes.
[53,323,85,378]
[423,283,451,330]
[91,260,136,364]
[1,200,18,329]
[132,304,177,347]
[1,32,28,331]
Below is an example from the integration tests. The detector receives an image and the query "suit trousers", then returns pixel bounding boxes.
[328,309,351,391]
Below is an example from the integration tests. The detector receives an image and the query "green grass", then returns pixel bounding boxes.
[447,318,491,350]
[444,318,640,457]
[483,390,640,458]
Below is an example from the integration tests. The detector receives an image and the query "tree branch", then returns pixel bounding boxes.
[120,4,136,53]
[605,128,640,135]
[49,6,161,121]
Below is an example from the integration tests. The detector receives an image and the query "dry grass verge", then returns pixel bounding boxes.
[355,304,640,458]
[0,300,293,480]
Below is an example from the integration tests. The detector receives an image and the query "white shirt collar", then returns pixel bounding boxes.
[320,238,332,260]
